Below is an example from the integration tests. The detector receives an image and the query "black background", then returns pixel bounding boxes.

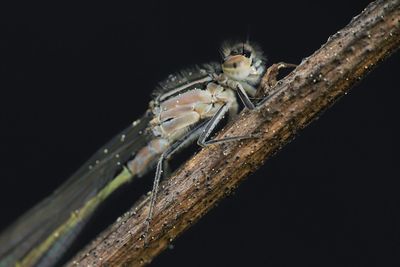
[0,1,399,266]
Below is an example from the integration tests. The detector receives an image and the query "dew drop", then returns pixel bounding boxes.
[132,119,141,127]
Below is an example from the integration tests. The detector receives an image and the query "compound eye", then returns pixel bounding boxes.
[230,49,240,56]
[243,49,252,58]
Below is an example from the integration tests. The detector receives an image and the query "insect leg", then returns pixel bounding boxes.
[160,120,209,177]
[144,153,165,245]
[236,83,256,110]
[144,121,207,244]
[215,74,256,109]
[164,120,209,160]
[197,104,254,147]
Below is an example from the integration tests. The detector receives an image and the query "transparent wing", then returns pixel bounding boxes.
[0,112,152,266]
[0,62,223,267]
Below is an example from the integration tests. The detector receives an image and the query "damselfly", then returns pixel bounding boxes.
[0,41,293,267]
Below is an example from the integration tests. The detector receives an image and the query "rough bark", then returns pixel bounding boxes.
[68,0,400,266]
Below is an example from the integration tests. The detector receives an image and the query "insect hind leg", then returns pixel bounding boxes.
[143,121,207,246]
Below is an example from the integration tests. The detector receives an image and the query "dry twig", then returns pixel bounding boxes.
[69,0,400,266]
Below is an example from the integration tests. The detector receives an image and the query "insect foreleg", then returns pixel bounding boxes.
[236,83,256,110]
[215,74,257,109]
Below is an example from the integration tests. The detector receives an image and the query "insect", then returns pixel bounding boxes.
[0,40,294,267]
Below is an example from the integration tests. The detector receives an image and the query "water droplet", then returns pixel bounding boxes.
[132,119,141,126]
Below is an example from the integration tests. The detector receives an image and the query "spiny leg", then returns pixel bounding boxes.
[144,104,256,243]
[144,121,207,245]
[197,103,255,147]
[165,120,209,161]
[215,73,256,109]
[236,83,256,110]
[144,154,164,246]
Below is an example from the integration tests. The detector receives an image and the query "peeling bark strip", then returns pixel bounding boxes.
[69,1,400,266]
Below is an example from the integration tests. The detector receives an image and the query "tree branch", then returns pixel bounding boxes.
[68,0,400,266]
